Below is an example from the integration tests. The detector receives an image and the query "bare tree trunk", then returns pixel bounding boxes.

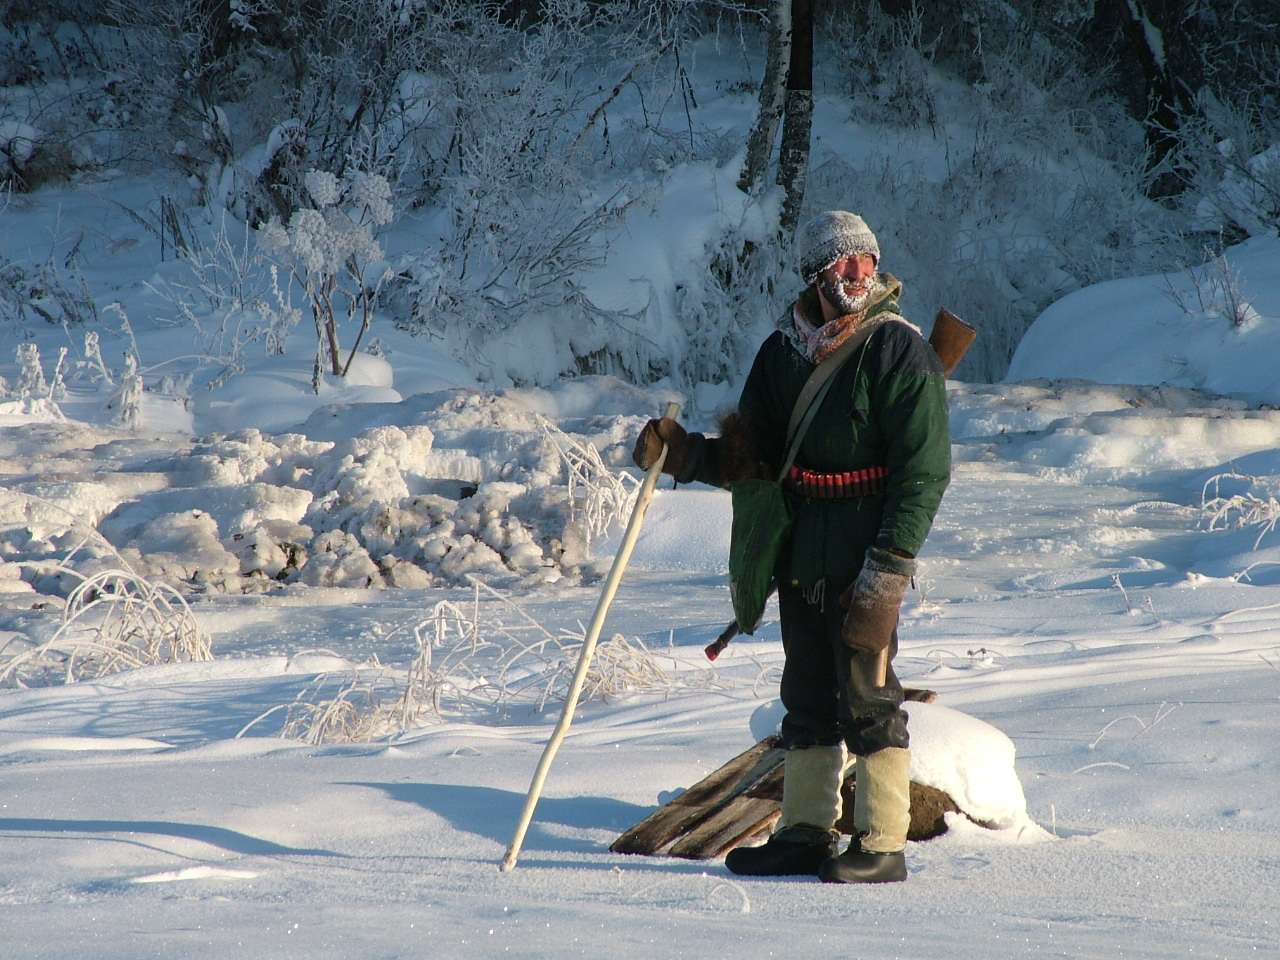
[737,0,792,196]
[1082,0,1203,199]
[876,0,913,16]
[1119,0,1199,198]
[775,0,813,238]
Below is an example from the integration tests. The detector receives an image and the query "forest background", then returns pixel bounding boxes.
[4,0,1277,400]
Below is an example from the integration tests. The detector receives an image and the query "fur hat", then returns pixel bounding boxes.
[797,211,880,284]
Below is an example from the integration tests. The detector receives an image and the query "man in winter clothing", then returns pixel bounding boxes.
[633,211,950,883]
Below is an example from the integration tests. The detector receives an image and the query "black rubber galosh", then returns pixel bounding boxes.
[725,826,839,877]
[818,847,907,884]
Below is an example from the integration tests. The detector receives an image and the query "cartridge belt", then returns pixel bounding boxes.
[785,465,888,499]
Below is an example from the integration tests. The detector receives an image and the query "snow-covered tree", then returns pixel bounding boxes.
[258,167,394,379]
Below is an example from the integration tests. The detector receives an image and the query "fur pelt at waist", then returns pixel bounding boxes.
[717,411,775,485]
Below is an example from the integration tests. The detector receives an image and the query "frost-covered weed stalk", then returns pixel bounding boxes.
[259,168,394,383]
[0,567,211,687]
[540,418,640,550]
[1165,244,1260,330]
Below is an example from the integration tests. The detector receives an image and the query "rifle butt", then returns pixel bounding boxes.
[929,308,977,377]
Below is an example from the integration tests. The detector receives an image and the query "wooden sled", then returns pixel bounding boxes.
[610,690,961,861]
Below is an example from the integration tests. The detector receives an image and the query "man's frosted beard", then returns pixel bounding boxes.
[817,272,871,317]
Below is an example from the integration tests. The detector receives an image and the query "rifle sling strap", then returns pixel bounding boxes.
[778,316,895,483]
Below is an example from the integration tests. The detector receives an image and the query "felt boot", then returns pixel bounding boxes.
[725,745,844,876]
[820,747,910,884]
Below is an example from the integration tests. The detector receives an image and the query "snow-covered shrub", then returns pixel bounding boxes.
[0,9,140,187]
[390,1,721,387]
[0,119,42,188]
[2,343,65,420]
[0,253,99,329]
[16,343,48,398]
[145,214,297,378]
[258,167,394,381]
[827,1,936,131]
[1177,89,1280,240]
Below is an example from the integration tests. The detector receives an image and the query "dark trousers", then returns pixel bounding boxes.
[777,580,909,755]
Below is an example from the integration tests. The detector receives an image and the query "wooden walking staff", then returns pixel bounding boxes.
[875,647,890,688]
[500,401,682,873]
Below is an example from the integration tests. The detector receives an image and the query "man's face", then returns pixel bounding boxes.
[816,253,877,316]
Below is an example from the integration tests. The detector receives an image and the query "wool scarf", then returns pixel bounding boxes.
[791,302,872,365]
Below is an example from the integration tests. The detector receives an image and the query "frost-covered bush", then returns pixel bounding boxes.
[0,28,104,189]
[1178,90,1280,240]
[1164,244,1259,331]
[258,167,394,380]
[390,1,724,387]
[145,213,299,377]
[0,253,99,328]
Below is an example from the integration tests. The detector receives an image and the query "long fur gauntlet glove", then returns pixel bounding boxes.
[632,417,690,477]
[839,546,916,655]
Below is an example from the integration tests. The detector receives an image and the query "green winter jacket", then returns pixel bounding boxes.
[683,275,951,588]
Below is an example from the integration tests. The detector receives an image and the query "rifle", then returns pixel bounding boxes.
[929,308,976,377]
[705,308,976,666]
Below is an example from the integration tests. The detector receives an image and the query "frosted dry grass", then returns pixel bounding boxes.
[1201,472,1280,550]
[0,567,211,687]
[256,578,725,745]
[540,416,639,549]
[280,672,403,745]
[0,492,212,687]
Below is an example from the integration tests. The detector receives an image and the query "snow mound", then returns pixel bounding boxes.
[949,380,1280,474]
[1008,235,1280,406]
[749,699,1043,836]
[194,352,402,435]
[902,701,1039,832]
[4,382,658,598]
